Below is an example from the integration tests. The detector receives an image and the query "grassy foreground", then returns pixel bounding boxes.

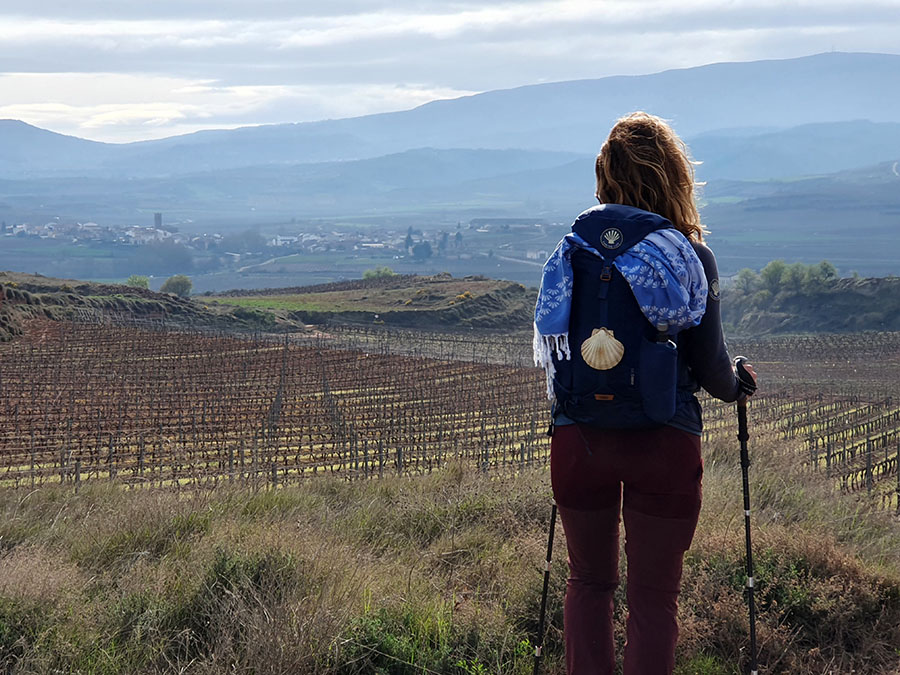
[1,434,900,674]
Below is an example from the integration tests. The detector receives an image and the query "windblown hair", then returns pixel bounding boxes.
[595,112,706,242]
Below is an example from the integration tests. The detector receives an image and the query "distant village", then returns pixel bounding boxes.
[3,213,230,253]
[1,213,556,263]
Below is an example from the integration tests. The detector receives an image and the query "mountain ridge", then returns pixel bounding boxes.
[2,51,898,180]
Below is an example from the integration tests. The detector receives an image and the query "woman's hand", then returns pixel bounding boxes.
[733,357,757,402]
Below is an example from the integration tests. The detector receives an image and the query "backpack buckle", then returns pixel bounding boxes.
[600,265,612,282]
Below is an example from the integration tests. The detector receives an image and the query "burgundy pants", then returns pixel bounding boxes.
[550,424,703,675]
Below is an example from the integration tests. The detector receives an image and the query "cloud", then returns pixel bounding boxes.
[0,0,898,140]
[0,0,550,21]
[0,73,476,142]
[2,3,898,79]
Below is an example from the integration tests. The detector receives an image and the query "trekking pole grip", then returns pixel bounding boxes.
[734,356,756,408]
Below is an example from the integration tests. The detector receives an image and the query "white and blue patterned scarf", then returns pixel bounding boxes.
[533,228,708,398]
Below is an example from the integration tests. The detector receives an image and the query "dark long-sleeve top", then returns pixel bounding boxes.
[683,242,741,401]
[664,242,741,434]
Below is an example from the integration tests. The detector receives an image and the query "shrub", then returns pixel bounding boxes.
[363,267,395,280]
[125,275,150,289]
[159,275,192,298]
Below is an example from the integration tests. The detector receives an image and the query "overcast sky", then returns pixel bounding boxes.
[2,1,898,143]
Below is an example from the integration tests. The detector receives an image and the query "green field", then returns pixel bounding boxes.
[205,295,333,312]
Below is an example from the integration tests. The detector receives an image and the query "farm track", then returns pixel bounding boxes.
[1,319,898,511]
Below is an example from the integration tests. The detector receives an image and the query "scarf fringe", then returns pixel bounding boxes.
[533,323,570,400]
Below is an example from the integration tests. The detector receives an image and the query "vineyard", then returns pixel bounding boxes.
[0,320,547,489]
[1,319,899,511]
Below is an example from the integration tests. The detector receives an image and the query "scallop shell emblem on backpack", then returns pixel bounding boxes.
[600,228,623,249]
[581,328,625,370]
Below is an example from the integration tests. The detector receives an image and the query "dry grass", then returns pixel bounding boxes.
[1,435,899,674]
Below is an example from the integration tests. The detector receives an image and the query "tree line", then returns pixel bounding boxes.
[729,260,839,307]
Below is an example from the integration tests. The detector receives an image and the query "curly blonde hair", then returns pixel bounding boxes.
[595,112,706,242]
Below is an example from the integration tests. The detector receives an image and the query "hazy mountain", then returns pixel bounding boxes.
[0,120,116,177]
[701,159,900,276]
[703,158,900,203]
[2,145,896,230]
[691,121,900,180]
[1,52,898,180]
[0,148,590,224]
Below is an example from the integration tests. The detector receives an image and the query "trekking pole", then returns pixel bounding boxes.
[533,498,557,675]
[734,357,758,675]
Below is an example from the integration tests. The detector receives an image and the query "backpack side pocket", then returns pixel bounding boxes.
[639,336,677,424]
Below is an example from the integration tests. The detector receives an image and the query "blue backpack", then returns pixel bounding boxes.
[552,206,681,429]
